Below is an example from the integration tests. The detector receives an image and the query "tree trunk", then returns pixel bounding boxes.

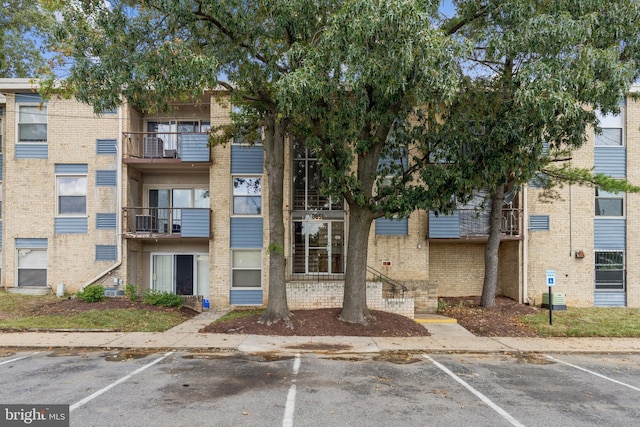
[480,186,505,308]
[258,114,292,327]
[339,204,375,325]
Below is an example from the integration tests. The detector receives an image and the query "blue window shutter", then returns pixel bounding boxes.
[594,147,626,178]
[15,145,48,159]
[594,218,625,249]
[96,245,117,261]
[230,217,263,247]
[230,289,263,305]
[428,211,460,238]
[55,217,88,234]
[16,238,48,248]
[55,164,88,174]
[231,145,264,174]
[96,170,117,186]
[375,217,408,235]
[528,215,550,231]
[96,139,117,155]
[96,213,117,229]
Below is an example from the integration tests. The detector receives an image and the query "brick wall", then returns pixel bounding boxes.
[286,281,415,318]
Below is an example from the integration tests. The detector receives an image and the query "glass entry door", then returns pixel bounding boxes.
[293,219,344,275]
[152,253,208,295]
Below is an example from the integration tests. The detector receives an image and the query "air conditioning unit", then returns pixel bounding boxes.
[135,215,157,232]
[143,137,163,158]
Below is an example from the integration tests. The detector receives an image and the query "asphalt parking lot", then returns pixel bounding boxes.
[1,350,639,427]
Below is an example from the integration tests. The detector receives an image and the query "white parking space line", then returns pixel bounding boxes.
[282,353,301,427]
[70,351,174,412]
[0,352,40,366]
[546,355,640,392]
[423,355,526,427]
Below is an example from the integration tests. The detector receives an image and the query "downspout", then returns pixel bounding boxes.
[522,184,529,304]
[81,106,124,289]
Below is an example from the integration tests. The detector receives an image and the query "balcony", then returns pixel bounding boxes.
[428,207,522,240]
[122,132,211,166]
[123,207,211,239]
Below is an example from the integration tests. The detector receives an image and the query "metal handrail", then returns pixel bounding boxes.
[366,265,407,298]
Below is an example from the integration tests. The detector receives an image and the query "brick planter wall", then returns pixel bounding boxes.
[286,281,414,319]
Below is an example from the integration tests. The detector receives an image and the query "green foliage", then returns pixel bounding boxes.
[267,243,284,255]
[142,290,184,308]
[125,284,139,302]
[75,285,105,303]
[0,0,57,78]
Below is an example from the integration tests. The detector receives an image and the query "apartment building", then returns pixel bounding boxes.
[0,78,637,312]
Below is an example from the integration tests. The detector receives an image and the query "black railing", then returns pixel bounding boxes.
[366,265,407,298]
[122,131,208,160]
[123,207,186,235]
[455,207,522,237]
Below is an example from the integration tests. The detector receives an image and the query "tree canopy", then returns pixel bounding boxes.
[0,1,57,78]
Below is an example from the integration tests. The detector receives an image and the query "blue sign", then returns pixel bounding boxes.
[546,270,556,287]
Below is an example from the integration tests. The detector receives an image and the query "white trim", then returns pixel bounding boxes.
[16,104,48,144]
[230,249,263,289]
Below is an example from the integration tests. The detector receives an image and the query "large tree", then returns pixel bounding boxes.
[1,0,57,77]
[279,0,473,324]
[43,0,338,326]
[437,0,640,307]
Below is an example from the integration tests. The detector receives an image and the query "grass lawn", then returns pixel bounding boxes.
[521,307,640,337]
[0,292,190,332]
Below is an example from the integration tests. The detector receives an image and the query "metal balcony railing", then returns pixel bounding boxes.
[123,207,210,237]
[459,208,522,236]
[122,131,210,161]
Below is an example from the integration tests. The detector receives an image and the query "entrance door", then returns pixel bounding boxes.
[293,220,344,274]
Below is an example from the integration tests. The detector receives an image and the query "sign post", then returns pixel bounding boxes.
[546,270,556,325]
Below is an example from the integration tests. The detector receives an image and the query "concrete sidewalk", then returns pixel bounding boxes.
[1,309,640,354]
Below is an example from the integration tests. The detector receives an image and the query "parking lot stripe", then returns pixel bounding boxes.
[424,355,526,427]
[0,352,40,366]
[282,353,301,427]
[546,355,640,392]
[70,351,175,412]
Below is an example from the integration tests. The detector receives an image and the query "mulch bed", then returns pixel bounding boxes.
[439,296,540,337]
[201,308,431,337]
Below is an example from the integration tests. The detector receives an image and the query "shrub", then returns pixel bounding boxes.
[142,290,183,308]
[125,284,139,301]
[76,285,105,303]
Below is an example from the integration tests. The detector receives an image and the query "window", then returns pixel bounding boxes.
[232,250,262,288]
[18,105,47,143]
[233,177,262,215]
[292,139,343,210]
[0,115,3,152]
[595,189,623,216]
[595,251,625,291]
[595,110,623,146]
[57,176,87,216]
[17,248,47,287]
